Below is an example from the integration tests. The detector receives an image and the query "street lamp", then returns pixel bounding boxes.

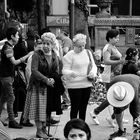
[69,0,74,40]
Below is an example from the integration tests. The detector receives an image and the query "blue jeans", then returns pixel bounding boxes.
[0,77,15,121]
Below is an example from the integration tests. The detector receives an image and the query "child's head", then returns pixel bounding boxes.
[125,47,139,61]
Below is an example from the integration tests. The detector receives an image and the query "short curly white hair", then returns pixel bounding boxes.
[73,33,87,45]
[41,32,56,45]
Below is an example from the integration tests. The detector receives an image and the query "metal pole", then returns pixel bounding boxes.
[69,0,74,40]
[129,0,132,16]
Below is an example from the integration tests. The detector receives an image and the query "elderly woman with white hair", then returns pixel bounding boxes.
[62,33,97,121]
[23,32,64,138]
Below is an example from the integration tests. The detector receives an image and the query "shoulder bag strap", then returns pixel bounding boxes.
[86,49,92,62]
[86,49,92,75]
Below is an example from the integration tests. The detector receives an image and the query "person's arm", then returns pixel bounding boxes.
[5,46,30,65]
[104,50,125,65]
[10,52,32,65]
[62,51,77,78]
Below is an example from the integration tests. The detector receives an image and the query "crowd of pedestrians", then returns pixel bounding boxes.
[0,25,140,140]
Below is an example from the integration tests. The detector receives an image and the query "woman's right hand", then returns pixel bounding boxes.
[46,78,55,87]
[61,72,78,82]
[71,72,78,78]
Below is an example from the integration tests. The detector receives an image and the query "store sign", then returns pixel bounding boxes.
[47,16,69,26]
[47,16,94,26]
[126,28,135,44]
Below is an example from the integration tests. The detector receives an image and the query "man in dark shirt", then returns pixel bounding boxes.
[0,27,32,129]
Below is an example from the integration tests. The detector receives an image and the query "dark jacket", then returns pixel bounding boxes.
[29,49,64,115]
[29,50,59,89]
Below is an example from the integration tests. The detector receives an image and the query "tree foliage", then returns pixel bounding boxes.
[68,0,90,48]
[8,0,35,13]
[7,0,35,22]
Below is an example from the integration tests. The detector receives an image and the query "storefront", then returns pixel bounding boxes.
[47,15,140,52]
[46,15,96,49]
[46,16,69,36]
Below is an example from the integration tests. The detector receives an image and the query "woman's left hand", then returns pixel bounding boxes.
[88,71,96,78]
[87,72,97,82]
[87,75,95,79]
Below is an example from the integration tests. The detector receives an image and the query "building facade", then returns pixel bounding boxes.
[47,0,140,52]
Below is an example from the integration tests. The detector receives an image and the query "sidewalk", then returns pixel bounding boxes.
[2,104,136,140]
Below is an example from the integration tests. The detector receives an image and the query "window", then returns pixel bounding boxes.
[111,0,140,16]
[132,0,140,16]
[88,0,99,15]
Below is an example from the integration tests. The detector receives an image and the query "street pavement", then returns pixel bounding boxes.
[1,104,137,140]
